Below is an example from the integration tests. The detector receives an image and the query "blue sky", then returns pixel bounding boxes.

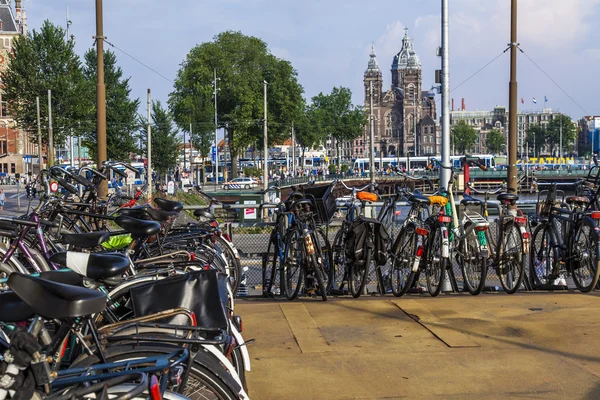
[23,0,600,123]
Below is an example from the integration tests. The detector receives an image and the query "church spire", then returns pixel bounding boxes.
[365,43,381,74]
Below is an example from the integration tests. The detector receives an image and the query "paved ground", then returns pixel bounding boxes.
[237,292,600,400]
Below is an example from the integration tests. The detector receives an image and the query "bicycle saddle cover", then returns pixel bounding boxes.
[49,252,129,280]
[62,232,110,248]
[115,215,161,238]
[7,273,107,319]
[0,291,35,322]
[154,198,184,212]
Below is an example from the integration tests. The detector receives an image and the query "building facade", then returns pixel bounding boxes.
[360,28,437,162]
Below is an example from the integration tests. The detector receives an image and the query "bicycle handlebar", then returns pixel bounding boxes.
[335,179,374,192]
[466,181,505,196]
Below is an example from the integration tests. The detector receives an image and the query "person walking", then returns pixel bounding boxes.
[0,189,5,211]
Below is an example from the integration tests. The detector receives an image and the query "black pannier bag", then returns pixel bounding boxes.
[129,269,229,330]
[345,217,390,266]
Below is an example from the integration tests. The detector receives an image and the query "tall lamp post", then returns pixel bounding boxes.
[263,80,268,220]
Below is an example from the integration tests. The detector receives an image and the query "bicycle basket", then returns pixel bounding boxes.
[302,184,337,224]
[129,269,229,330]
[537,185,557,217]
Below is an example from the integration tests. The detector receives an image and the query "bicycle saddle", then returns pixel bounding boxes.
[154,198,184,212]
[49,252,130,280]
[497,193,519,203]
[0,290,35,322]
[194,209,216,220]
[115,215,161,238]
[62,232,110,249]
[7,273,107,319]
[566,196,589,205]
[460,196,482,206]
[409,192,431,206]
[290,199,313,210]
[117,207,148,220]
[144,207,178,222]
[40,270,85,287]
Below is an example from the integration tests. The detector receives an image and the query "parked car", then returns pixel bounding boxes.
[222,177,258,190]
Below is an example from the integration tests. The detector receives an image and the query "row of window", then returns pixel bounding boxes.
[1,163,16,174]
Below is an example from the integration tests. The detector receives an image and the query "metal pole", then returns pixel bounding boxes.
[78,136,82,167]
[95,0,107,197]
[47,90,53,167]
[507,0,518,193]
[36,97,42,172]
[369,80,375,185]
[559,114,563,164]
[263,81,269,219]
[214,69,219,188]
[69,134,74,167]
[147,89,152,199]
[183,129,186,172]
[440,0,451,189]
[414,96,418,157]
[291,122,295,176]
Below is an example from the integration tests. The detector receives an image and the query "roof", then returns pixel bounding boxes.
[391,28,421,70]
[0,1,18,33]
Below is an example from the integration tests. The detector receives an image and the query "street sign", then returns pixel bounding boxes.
[211,146,216,162]
[244,200,257,220]
[167,181,175,195]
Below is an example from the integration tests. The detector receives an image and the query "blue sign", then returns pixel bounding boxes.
[211,146,216,162]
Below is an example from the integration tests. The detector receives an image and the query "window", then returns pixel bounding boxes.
[10,163,15,173]
[2,163,6,173]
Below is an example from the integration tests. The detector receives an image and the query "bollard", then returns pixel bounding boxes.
[441,268,453,293]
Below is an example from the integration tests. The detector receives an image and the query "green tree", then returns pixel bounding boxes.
[546,114,576,156]
[81,49,140,161]
[1,20,88,150]
[149,101,180,177]
[309,87,365,165]
[485,129,505,154]
[451,121,478,154]
[169,31,304,177]
[526,124,546,157]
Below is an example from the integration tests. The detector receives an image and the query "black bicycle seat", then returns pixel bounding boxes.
[40,270,85,287]
[154,198,184,212]
[409,193,431,206]
[117,207,149,220]
[566,196,590,205]
[7,273,107,319]
[62,232,110,248]
[49,252,130,280]
[290,199,313,210]
[497,193,519,203]
[0,291,35,322]
[461,196,482,206]
[115,215,161,238]
[144,207,178,222]
[194,209,216,220]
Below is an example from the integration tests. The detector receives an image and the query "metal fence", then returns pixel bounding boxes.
[182,200,539,297]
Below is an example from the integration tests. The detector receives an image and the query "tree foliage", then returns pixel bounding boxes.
[169,31,304,176]
[149,101,180,176]
[1,20,88,147]
[451,121,478,155]
[485,129,504,154]
[81,49,140,161]
[546,114,576,155]
[526,124,546,156]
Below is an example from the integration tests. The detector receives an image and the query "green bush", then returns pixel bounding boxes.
[328,164,337,174]
[341,164,349,173]
[243,167,262,178]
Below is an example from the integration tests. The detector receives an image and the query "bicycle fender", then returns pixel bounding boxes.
[193,349,248,400]
[200,345,249,400]
[519,225,530,254]
[230,324,251,372]
[440,226,450,259]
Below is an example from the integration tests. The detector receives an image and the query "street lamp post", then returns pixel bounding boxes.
[263,80,268,220]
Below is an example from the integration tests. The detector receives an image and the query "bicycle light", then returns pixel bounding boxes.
[416,227,429,236]
[439,215,452,223]
[591,212,600,219]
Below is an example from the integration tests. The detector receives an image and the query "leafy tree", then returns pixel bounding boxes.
[169,31,304,177]
[309,87,365,165]
[81,49,140,161]
[451,121,478,155]
[526,124,546,157]
[546,114,576,156]
[1,20,88,156]
[485,129,505,154]
[149,101,180,178]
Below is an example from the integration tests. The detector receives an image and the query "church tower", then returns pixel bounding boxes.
[363,44,383,105]
[391,28,422,155]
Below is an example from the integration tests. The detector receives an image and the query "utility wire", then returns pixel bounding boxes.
[517,45,589,116]
[450,46,510,93]
[104,39,174,84]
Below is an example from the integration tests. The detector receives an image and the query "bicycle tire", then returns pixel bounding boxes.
[311,253,328,301]
[262,233,280,297]
[71,344,241,400]
[314,228,333,294]
[331,228,348,291]
[349,245,371,298]
[390,224,417,297]
[214,236,242,295]
[498,221,525,294]
[570,217,600,292]
[283,231,303,300]
[530,222,558,287]
[425,224,446,297]
[459,223,487,295]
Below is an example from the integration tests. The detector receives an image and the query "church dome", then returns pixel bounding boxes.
[365,44,381,74]
[391,28,421,70]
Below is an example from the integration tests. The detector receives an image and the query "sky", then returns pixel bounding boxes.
[23,0,600,125]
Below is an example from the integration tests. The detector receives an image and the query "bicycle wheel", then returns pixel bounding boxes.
[530,222,558,286]
[459,224,487,295]
[313,228,332,292]
[214,236,241,295]
[498,221,525,294]
[310,252,328,301]
[332,228,348,291]
[283,231,303,300]
[312,230,330,299]
[262,233,281,297]
[425,224,446,297]
[390,224,417,297]
[570,217,600,292]
[349,245,371,298]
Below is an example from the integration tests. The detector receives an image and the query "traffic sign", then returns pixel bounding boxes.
[211,146,216,162]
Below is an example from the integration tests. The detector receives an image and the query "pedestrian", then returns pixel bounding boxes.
[0,189,5,211]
